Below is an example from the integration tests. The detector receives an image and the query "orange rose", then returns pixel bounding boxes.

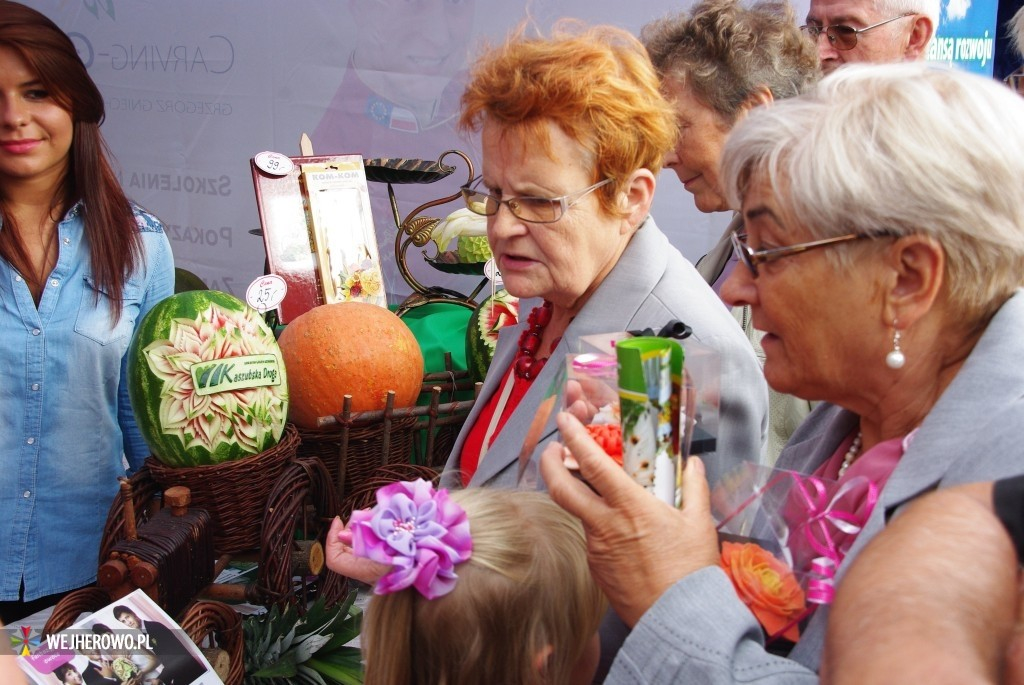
[720,541,807,642]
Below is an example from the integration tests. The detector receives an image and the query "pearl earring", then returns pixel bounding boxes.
[886,320,905,369]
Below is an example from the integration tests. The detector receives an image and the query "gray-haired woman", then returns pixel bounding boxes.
[542,62,1024,683]
[642,0,820,461]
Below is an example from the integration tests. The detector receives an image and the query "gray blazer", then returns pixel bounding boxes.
[695,215,738,286]
[608,288,1024,683]
[442,216,769,489]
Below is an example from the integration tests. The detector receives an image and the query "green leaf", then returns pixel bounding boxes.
[306,656,365,685]
[251,650,299,679]
[333,590,358,616]
[297,612,333,641]
[293,633,333,664]
[280,622,299,652]
[297,664,330,685]
[300,596,351,640]
[243,592,365,683]
[320,606,362,654]
[256,610,279,661]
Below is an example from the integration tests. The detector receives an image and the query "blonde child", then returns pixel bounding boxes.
[328,481,605,684]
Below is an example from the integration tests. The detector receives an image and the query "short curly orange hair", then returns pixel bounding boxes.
[459,21,678,217]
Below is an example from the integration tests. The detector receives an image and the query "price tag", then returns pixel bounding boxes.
[245,274,287,313]
[254,151,294,176]
[483,258,503,287]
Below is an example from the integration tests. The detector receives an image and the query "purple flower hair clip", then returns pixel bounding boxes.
[349,479,472,599]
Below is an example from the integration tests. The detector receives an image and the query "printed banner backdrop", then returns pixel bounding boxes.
[21,0,992,304]
[929,0,1000,73]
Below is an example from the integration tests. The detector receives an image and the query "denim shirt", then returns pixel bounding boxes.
[0,203,175,601]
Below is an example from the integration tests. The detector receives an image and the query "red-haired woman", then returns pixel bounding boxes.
[441,23,767,490]
[0,1,174,623]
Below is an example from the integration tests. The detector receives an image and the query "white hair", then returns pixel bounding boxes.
[1010,5,1024,60]
[875,0,941,34]
[721,62,1024,319]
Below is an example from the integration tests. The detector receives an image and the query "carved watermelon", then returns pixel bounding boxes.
[277,301,425,428]
[127,290,289,467]
[456,235,492,263]
[465,289,519,383]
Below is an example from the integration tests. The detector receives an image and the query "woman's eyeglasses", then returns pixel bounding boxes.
[461,176,612,224]
[730,231,890,277]
[800,12,915,51]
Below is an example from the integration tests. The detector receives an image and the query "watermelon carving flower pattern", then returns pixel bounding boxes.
[143,304,287,455]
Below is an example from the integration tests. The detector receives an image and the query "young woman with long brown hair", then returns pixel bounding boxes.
[0,1,174,623]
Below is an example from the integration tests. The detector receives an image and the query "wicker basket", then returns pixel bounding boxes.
[408,379,477,469]
[417,422,461,468]
[343,462,442,514]
[43,586,113,635]
[257,456,349,610]
[295,415,418,508]
[294,361,478,514]
[145,425,300,554]
[180,600,244,685]
[99,467,162,563]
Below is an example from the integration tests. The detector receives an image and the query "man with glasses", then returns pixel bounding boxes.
[802,0,939,73]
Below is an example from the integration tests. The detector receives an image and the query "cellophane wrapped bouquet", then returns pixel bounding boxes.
[711,462,876,646]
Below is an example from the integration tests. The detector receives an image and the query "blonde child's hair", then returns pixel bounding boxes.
[360,488,606,684]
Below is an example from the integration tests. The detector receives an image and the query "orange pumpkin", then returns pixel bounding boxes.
[278,302,424,428]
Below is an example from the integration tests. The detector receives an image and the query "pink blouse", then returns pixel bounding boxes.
[799,429,917,566]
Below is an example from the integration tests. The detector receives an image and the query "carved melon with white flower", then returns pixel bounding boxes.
[127,290,289,467]
[431,205,491,263]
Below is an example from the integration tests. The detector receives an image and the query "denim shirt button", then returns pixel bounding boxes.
[31,329,40,336]
[14,274,22,282]
[31,383,39,391]
[50,279,59,287]
[22,491,30,499]
[27,437,35,445]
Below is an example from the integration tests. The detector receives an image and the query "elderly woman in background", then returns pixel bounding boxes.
[440,22,767,488]
[642,0,819,461]
[542,62,1024,683]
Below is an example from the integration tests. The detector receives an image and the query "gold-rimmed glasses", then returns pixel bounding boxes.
[461,176,612,224]
[730,230,890,277]
[800,12,915,50]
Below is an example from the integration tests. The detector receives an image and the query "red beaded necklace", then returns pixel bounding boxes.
[514,301,561,381]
